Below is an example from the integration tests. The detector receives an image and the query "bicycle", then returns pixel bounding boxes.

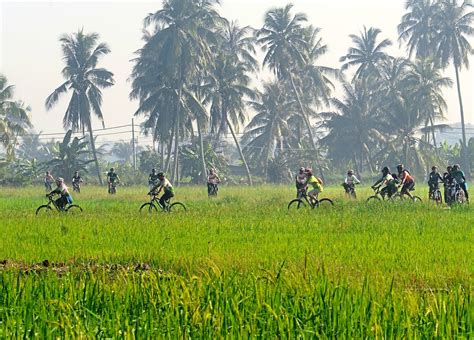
[447,182,467,205]
[428,185,443,204]
[139,193,186,213]
[288,189,334,210]
[108,181,119,194]
[366,185,397,204]
[390,186,422,203]
[72,180,82,193]
[343,183,357,199]
[208,183,219,197]
[35,194,83,215]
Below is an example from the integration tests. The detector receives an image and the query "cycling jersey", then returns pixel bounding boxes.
[345,175,360,186]
[107,172,119,182]
[307,175,323,191]
[428,171,443,185]
[451,170,466,184]
[399,170,414,184]
[72,175,82,183]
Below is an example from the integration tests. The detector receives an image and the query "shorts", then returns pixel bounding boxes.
[308,188,320,197]
[401,181,415,194]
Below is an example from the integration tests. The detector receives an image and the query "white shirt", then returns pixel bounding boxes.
[345,175,360,185]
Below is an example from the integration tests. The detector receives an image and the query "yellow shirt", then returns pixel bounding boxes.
[307,176,323,191]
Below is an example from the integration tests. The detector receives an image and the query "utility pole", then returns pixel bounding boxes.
[132,118,136,171]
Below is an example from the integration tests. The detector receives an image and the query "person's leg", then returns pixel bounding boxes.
[159,190,173,208]
[461,183,469,200]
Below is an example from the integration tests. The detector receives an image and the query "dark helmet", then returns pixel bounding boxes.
[382,166,390,175]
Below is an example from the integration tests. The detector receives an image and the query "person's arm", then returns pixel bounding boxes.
[344,176,349,184]
[353,176,360,184]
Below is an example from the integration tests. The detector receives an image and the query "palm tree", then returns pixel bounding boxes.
[45,30,114,185]
[131,0,221,183]
[340,26,392,82]
[320,82,385,174]
[0,75,32,160]
[242,82,295,179]
[436,0,474,170]
[398,0,441,58]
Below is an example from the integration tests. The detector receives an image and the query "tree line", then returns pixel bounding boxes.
[1,0,473,185]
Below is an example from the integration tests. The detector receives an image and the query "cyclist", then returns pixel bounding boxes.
[372,167,397,199]
[451,164,469,202]
[427,166,443,198]
[295,167,308,197]
[306,169,323,203]
[396,164,415,199]
[207,168,221,196]
[342,169,360,196]
[148,168,160,191]
[107,168,120,193]
[44,171,54,192]
[443,166,454,203]
[72,171,83,192]
[148,172,175,209]
[47,177,73,211]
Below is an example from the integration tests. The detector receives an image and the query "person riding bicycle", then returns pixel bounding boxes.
[207,168,221,196]
[372,167,397,199]
[47,177,73,211]
[450,164,469,201]
[148,172,175,209]
[72,171,83,188]
[306,169,323,203]
[428,166,443,197]
[396,164,415,199]
[44,171,54,192]
[148,168,160,191]
[443,166,454,203]
[295,167,308,196]
[107,168,120,190]
[342,169,360,195]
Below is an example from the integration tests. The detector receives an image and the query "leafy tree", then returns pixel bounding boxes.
[46,130,94,180]
[45,29,115,185]
[435,0,474,170]
[0,74,32,160]
[340,26,392,82]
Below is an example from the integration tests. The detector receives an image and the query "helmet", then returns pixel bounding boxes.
[299,167,305,173]
[382,166,390,175]
[56,177,64,184]
[396,164,404,172]
[157,172,164,177]
[306,169,313,176]
[347,169,354,175]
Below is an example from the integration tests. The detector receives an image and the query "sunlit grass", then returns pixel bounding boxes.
[0,185,472,336]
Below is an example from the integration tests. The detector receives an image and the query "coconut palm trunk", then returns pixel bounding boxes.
[226,116,252,185]
[289,74,325,181]
[454,65,469,172]
[86,120,103,185]
[197,119,208,183]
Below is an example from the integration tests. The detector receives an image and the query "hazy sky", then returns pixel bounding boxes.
[1,0,473,145]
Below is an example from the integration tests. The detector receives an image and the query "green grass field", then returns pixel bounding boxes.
[0,185,472,337]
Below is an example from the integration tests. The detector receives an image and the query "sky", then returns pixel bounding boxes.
[1,0,473,146]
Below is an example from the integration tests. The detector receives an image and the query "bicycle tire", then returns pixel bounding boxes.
[66,205,83,214]
[366,196,382,204]
[390,193,404,202]
[288,199,307,210]
[35,205,53,216]
[169,202,186,212]
[315,198,334,208]
[412,196,422,203]
[139,202,158,214]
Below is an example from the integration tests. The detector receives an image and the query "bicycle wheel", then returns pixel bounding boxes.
[455,191,467,204]
[434,190,442,204]
[412,196,422,203]
[366,196,382,205]
[390,193,404,203]
[35,205,53,216]
[169,202,186,212]
[66,205,83,214]
[139,202,158,214]
[315,198,334,208]
[288,199,307,210]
